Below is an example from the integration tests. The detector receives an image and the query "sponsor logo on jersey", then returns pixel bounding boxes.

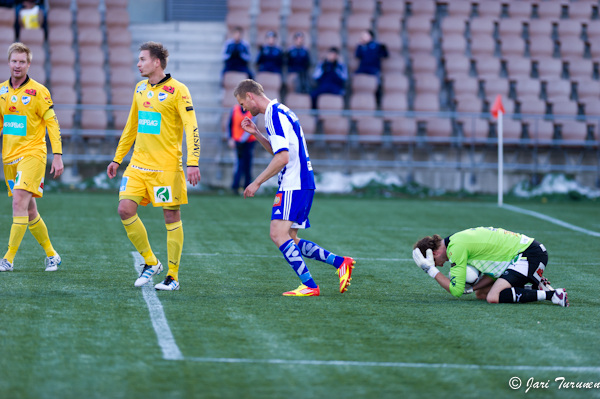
[143,101,152,108]
[137,111,161,134]
[137,82,147,93]
[0,86,8,94]
[9,106,17,112]
[158,92,167,102]
[154,186,172,203]
[147,91,154,99]
[3,114,27,136]
[163,86,174,94]
[139,118,159,126]
[273,193,282,207]
[185,106,193,111]
[22,96,30,105]
[119,176,128,192]
[25,89,36,96]
[11,95,17,103]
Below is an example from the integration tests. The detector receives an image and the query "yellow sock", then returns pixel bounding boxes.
[28,214,57,257]
[122,214,157,265]
[4,216,29,263]
[166,221,183,281]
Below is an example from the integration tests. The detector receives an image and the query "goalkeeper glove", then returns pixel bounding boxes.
[412,248,439,278]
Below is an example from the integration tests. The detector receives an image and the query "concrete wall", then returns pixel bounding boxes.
[128,0,165,23]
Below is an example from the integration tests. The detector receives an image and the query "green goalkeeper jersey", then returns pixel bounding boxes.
[446,227,534,297]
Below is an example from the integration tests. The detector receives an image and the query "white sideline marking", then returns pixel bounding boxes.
[502,204,600,238]
[133,253,599,372]
[132,252,184,361]
[182,357,600,373]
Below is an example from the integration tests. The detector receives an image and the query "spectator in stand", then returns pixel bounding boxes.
[15,0,47,41]
[228,104,256,195]
[256,30,284,75]
[310,47,347,109]
[222,26,253,81]
[286,31,311,93]
[354,29,388,78]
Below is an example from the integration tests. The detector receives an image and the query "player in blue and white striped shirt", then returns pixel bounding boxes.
[233,79,355,296]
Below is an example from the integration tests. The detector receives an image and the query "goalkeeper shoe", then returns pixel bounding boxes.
[337,257,356,293]
[134,261,163,287]
[551,289,569,307]
[44,254,61,272]
[282,284,320,296]
[155,275,180,291]
[0,258,13,272]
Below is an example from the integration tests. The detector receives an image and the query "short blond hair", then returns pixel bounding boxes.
[8,42,32,63]
[233,79,265,98]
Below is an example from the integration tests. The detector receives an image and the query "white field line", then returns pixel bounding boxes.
[132,252,184,361]
[502,204,600,238]
[132,254,600,372]
[179,357,600,372]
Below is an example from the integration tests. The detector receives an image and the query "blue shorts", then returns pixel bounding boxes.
[271,189,314,229]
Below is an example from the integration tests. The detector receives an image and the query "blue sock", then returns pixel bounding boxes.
[279,239,317,288]
[298,239,345,268]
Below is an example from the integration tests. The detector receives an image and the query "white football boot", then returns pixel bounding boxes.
[45,254,61,272]
[551,289,569,307]
[134,260,163,287]
[0,258,13,272]
[155,275,180,291]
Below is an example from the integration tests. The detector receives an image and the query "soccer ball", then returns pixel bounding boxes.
[465,265,481,285]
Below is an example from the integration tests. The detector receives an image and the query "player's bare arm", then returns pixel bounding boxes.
[241,117,273,155]
[244,150,289,198]
[50,154,64,178]
[186,166,201,186]
[106,161,120,179]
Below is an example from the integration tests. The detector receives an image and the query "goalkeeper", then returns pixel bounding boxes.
[412,227,569,307]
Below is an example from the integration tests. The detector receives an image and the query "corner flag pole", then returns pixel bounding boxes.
[497,109,503,207]
[491,95,505,207]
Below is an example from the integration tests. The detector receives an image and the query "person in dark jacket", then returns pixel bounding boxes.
[286,31,311,93]
[256,31,283,74]
[222,26,253,80]
[310,47,347,109]
[354,29,388,77]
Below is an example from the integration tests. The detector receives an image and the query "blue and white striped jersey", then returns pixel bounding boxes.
[264,99,315,190]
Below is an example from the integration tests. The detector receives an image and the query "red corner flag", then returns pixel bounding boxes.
[491,94,505,119]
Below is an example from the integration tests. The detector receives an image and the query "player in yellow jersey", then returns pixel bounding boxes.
[0,42,63,272]
[106,41,200,291]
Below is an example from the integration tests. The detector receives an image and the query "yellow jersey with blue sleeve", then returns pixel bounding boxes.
[113,74,200,172]
[0,76,62,164]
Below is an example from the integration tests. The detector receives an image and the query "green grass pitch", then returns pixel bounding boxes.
[0,192,598,399]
